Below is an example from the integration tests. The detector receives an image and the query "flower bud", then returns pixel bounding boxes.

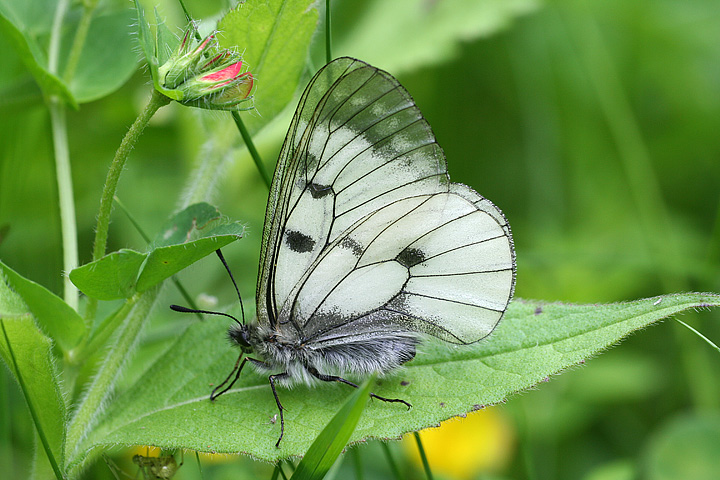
[155,23,254,111]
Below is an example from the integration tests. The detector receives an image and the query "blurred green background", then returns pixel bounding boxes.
[1,0,720,478]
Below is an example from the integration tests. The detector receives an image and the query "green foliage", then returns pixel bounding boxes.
[74,293,719,463]
[0,0,136,106]
[0,299,66,478]
[292,378,374,480]
[0,260,85,350]
[0,0,719,479]
[70,203,244,300]
[217,0,319,135]
[333,0,539,74]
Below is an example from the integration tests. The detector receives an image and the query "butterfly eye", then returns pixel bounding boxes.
[228,324,252,350]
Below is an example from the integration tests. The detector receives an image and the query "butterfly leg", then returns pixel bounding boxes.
[306,366,412,409]
[210,354,249,400]
[268,372,291,448]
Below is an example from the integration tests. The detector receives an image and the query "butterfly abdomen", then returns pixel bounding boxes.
[247,323,419,387]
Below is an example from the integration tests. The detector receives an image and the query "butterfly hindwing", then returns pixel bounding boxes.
[257,57,515,346]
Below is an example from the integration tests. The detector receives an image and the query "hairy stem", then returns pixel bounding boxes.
[86,90,170,321]
[66,287,159,472]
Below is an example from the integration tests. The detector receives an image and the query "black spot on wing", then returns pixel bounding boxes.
[285,230,315,253]
[396,247,426,268]
[340,236,364,257]
[309,183,333,198]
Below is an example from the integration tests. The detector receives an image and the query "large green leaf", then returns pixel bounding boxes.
[0,260,85,351]
[72,293,720,464]
[217,0,319,135]
[0,278,66,474]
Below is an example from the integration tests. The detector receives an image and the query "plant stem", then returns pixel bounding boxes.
[231,111,271,189]
[380,442,402,480]
[66,287,159,472]
[47,0,79,311]
[49,99,79,311]
[63,0,100,82]
[325,0,332,63]
[48,0,69,75]
[92,90,170,262]
[86,90,170,321]
[413,432,434,480]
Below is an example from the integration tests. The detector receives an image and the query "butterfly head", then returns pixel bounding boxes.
[228,323,253,352]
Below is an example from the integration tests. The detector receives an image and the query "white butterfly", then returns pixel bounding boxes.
[174,57,515,447]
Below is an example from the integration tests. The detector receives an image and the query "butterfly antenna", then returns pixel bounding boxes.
[215,249,246,325]
[169,304,243,327]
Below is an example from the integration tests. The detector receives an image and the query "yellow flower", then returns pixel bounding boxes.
[404,407,515,479]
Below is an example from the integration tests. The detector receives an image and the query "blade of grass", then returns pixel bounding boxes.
[381,442,402,480]
[351,448,362,480]
[291,377,374,480]
[0,320,64,480]
[279,462,289,480]
[676,319,720,354]
[413,432,433,480]
[195,451,203,479]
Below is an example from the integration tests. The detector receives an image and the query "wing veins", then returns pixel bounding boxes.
[298,196,434,329]
[399,290,506,312]
[335,173,445,220]
[412,267,514,277]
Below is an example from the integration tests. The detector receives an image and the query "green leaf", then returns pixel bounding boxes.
[133,0,156,73]
[0,286,66,475]
[151,202,228,248]
[69,249,147,301]
[133,0,184,101]
[0,260,85,351]
[136,234,241,293]
[74,293,720,463]
[66,6,137,103]
[0,2,75,106]
[0,0,137,105]
[217,0,319,135]
[292,378,373,480]
[69,203,244,300]
[334,0,539,74]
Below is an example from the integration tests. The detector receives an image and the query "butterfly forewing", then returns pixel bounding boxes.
[257,57,515,347]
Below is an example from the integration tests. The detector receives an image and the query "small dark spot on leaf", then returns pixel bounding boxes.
[439,402,445,407]
[286,230,315,253]
[400,380,410,387]
[534,306,543,315]
[472,404,484,411]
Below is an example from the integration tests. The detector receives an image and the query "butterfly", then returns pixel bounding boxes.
[172,56,515,447]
